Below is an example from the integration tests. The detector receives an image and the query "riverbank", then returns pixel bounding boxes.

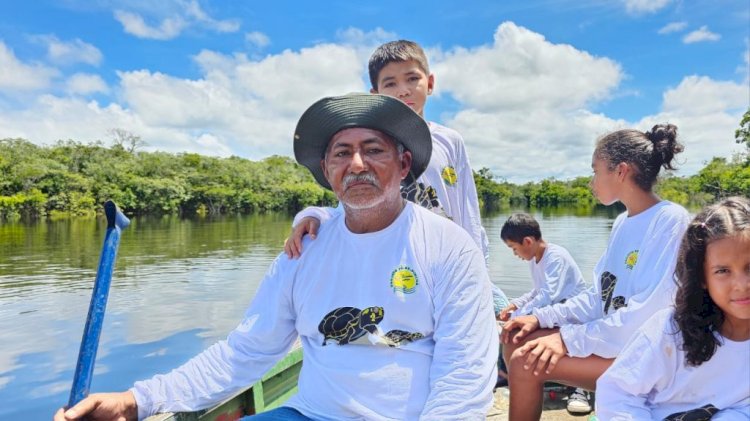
[487,387,595,420]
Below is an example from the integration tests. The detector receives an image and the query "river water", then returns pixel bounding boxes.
[0,206,619,420]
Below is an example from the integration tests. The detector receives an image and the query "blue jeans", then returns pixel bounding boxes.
[241,406,313,420]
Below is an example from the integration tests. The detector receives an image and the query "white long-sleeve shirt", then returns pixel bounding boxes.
[292,122,510,313]
[596,308,750,420]
[511,243,587,316]
[532,201,690,358]
[131,203,498,420]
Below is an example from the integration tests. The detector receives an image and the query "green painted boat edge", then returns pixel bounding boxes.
[144,346,303,421]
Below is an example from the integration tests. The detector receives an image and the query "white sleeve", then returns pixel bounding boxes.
[291,204,341,227]
[713,405,750,420]
[510,289,539,309]
[532,284,601,328]
[420,248,498,420]
[130,256,298,420]
[454,136,489,263]
[595,327,667,421]
[559,211,687,358]
[520,256,570,311]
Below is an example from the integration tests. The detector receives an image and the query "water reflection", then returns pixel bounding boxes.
[0,206,617,420]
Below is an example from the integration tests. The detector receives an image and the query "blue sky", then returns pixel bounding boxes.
[0,0,747,182]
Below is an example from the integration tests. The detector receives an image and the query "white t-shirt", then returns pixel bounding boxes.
[131,203,498,420]
[511,243,587,316]
[596,308,750,420]
[533,201,690,358]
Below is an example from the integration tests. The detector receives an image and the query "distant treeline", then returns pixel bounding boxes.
[474,153,749,210]
[0,138,337,219]
[1,136,748,220]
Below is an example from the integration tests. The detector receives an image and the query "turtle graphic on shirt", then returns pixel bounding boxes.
[383,329,424,347]
[318,306,384,346]
[600,271,627,314]
[664,404,719,421]
[318,306,425,347]
[400,181,447,218]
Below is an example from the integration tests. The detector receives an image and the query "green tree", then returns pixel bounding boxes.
[735,108,750,149]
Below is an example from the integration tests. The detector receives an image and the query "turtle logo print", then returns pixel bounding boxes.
[318,306,424,348]
[318,306,384,346]
[390,266,418,294]
[401,181,447,218]
[441,166,457,186]
[600,271,627,314]
[664,404,719,421]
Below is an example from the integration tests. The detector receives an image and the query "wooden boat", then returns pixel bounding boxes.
[144,346,303,421]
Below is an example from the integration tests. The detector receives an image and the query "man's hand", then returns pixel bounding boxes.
[501,314,540,344]
[497,303,518,321]
[517,331,568,376]
[283,217,320,259]
[53,391,138,421]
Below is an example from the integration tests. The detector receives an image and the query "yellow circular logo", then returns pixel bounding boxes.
[441,166,457,186]
[390,266,418,294]
[625,250,639,270]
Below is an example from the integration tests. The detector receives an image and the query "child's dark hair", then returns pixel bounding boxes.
[594,124,684,191]
[500,213,542,243]
[674,196,750,366]
[368,40,430,90]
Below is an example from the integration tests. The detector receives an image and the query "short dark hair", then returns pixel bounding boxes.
[500,213,542,243]
[368,40,430,91]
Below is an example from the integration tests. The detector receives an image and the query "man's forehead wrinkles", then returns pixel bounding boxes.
[331,137,384,149]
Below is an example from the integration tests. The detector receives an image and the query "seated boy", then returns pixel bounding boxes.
[498,213,592,414]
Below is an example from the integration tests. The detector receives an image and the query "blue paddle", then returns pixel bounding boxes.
[67,200,130,408]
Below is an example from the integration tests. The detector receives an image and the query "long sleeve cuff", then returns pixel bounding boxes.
[532,306,557,329]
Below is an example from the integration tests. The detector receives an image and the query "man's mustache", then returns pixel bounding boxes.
[343,173,379,189]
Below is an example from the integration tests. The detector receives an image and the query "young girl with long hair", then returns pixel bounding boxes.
[596,197,750,420]
[501,124,691,420]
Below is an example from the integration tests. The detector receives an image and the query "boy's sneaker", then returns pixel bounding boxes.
[566,388,592,414]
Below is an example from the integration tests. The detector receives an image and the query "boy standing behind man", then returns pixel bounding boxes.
[285,40,509,312]
[498,213,592,414]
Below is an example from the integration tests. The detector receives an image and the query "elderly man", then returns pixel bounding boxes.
[54,93,497,421]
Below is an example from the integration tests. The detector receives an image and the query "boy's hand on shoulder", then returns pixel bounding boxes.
[284,216,320,259]
[517,332,568,376]
[501,315,539,344]
[498,303,518,321]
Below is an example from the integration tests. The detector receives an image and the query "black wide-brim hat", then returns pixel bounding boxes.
[293,93,432,190]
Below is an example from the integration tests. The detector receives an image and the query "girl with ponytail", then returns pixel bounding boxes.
[501,124,691,420]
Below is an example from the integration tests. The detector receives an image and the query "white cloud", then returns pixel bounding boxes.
[113,0,239,40]
[0,42,366,160]
[335,27,398,47]
[183,0,240,33]
[245,31,270,48]
[682,26,721,44]
[114,10,186,40]
[422,22,625,182]
[39,36,102,66]
[653,77,746,177]
[433,22,623,111]
[65,73,109,95]
[658,21,687,35]
[0,23,744,185]
[0,41,58,92]
[623,0,672,14]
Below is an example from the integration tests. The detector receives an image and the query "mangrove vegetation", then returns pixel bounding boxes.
[1,109,748,219]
